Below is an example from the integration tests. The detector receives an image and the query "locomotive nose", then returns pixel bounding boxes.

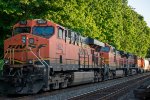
[4,33,35,64]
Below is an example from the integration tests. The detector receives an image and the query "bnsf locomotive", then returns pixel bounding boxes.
[0,19,148,94]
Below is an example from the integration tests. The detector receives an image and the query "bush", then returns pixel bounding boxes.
[0,60,3,77]
[0,60,3,71]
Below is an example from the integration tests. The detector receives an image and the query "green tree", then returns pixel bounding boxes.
[0,0,150,57]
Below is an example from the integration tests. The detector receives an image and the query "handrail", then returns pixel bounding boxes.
[10,49,11,64]
[12,48,14,65]
[2,49,10,67]
[4,49,9,59]
[28,47,45,67]
[38,49,50,67]
[29,47,50,89]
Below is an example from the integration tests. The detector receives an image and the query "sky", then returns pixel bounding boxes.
[128,0,150,27]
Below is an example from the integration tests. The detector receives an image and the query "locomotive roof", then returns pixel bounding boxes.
[83,37,105,47]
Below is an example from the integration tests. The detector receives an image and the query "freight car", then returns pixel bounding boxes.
[143,59,150,71]
[0,19,146,94]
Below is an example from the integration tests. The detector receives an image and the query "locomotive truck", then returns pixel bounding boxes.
[0,19,146,94]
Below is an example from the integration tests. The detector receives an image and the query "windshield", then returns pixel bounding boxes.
[32,26,54,38]
[13,27,31,35]
[100,46,110,52]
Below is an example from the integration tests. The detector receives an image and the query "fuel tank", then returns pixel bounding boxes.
[71,72,94,85]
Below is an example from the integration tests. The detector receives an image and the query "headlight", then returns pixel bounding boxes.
[22,36,26,44]
[4,59,9,64]
[28,60,33,64]
[20,20,27,25]
[29,38,34,44]
[147,85,150,89]
[37,19,47,24]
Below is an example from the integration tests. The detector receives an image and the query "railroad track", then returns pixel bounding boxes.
[0,72,150,100]
[69,74,150,100]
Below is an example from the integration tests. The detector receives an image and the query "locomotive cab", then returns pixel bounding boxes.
[100,45,132,77]
[4,19,55,64]
[100,44,117,68]
[13,20,54,37]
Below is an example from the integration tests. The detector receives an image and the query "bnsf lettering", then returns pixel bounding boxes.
[8,44,47,49]
[16,45,26,49]
[8,45,16,49]
[8,45,26,49]
[28,44,36,48]
[38,44,47,49]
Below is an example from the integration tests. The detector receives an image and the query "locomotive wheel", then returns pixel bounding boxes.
[102,73,107,81]
[122,70,126,77]
[94,72,99,82]
[108,71,113,80]
[29,80,44,94]
[52,81,60,89]
[98,72,102,82]
[94,76,99,82]
[60,79,68,88]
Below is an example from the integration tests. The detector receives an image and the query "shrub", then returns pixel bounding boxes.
[0,60,3,71]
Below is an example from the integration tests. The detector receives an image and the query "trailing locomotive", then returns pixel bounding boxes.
[0,19,147,94]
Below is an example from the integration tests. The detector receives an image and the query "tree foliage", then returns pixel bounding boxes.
[0,60,3,71]
[0,0,150,57]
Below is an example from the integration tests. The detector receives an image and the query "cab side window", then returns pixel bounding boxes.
[71,32,75,44]
[68,30,71,38]
[58,27,63,39]
[68,30,71,44]
[64,30,67,39]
